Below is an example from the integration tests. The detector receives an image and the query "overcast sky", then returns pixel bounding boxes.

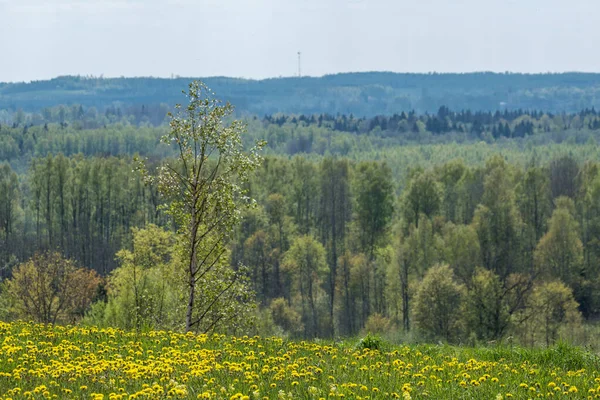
[0,0,598,82]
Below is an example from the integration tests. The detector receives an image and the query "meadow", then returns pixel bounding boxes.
[0,322,599,399]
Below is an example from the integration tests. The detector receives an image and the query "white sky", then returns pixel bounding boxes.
[0,0,599,82]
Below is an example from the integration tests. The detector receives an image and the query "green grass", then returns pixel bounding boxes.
[0,321,599,399]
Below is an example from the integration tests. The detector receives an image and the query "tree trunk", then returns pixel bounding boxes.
[401,260,410,331]
[186,197,199,332]
[329,182,337,337]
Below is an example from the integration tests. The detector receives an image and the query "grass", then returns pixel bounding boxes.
[0,321,599,399]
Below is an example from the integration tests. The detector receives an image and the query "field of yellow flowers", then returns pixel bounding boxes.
[0,321,599,399]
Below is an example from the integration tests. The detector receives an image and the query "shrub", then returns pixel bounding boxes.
[357,333,384,351]
[5,252,101,324]
[363,313,392,335]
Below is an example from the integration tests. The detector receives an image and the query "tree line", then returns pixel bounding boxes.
[264,106,600,137]
[1,107,600,170]
[1,149,599,345]
[232,154,600,345]
[4,72,600,115]
[0,155,167,276]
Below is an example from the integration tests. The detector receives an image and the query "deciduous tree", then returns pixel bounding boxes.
[413,264,465,342]
[283,235,328,337]
[6,252,100,324]
[139,81,265,332]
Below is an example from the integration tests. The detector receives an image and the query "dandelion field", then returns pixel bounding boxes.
[0,322,599,399]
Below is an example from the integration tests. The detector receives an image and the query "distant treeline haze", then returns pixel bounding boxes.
[5,73,600,115]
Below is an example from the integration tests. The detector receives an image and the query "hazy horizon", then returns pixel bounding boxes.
[2,0,599,83]
[6,70,600,85]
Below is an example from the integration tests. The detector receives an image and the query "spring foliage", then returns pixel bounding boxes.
[4,252,100,324]
[138,81,265,332]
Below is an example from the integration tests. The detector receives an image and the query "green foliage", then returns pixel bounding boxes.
[0,163,19,272]
[21,155,165,275]
[440,223,480,285]
[283,235,329,337]
[393,217,443,332]
[96,225,182,331]
[269,297,304,337]
[3,88,600,347]
[363,313,392,335]
[514,281,582,346]
[139,81,265,333]
[465,268,510,341]
[5,252,101,324]
[0,281,17,321]
[354,161,394,259]
[413,264,466,342]
[88,224,257,334]
[402,170,441,228]
[356,333,384,351]
[517,163,551,242]
[535,198,584,286]
[473,158,523,280]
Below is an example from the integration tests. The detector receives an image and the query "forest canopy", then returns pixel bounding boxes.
[1,78,600,346]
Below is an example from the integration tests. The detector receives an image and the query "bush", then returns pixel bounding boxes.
[357,333,384,351]
[5,252,101,324]
[363,313,392,335]
[269,298,304,337]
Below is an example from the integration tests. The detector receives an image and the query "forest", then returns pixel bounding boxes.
[1,81,600,347]
[2,102,600,169]
[4,72,600,116]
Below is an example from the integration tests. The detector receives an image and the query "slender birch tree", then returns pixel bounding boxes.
[139,81,264,332]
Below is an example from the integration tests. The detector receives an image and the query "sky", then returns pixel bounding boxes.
[0,0,599,82]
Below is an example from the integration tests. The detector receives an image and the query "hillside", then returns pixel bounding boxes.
[2,75,600,351]
[3,72,600,116]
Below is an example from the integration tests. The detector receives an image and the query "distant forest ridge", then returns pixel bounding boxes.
[3,72,600,116]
